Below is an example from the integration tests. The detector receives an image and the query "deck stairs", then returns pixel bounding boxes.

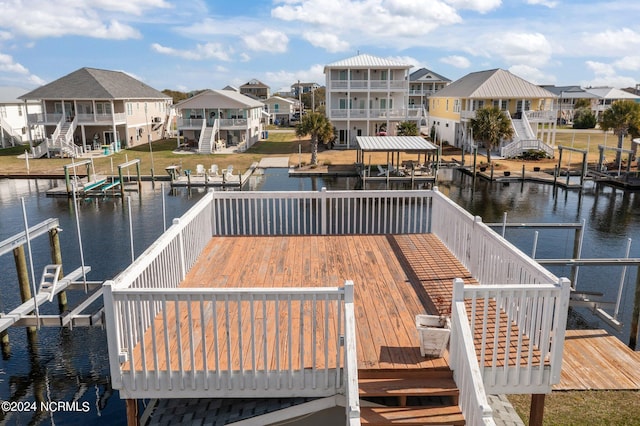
[358,370,465,425]
[198,124,217,154]
[55,120,79,157]
[501,116,553,158]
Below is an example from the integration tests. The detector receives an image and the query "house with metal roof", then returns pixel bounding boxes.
[174,89,264,154]
[0,86,44,148]
[428,69,558,158]
[584,87,640,119]
[19,67,172,158]
[541,85,596,125]
[409,68,451,113]
[263,95,299,126]
[324,54,424,148]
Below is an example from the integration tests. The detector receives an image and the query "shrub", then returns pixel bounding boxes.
[573,107,597,129]
[519,150,548,160]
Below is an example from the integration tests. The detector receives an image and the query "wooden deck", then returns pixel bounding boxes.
[127,234,549,375]
[555,329,640,390]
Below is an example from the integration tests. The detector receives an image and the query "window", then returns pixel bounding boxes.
[446,100,449,111]
[454,99,461,113]
[127,103,132,115]
[274,103,279,112]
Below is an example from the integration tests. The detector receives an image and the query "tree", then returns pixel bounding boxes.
[295,112,334,166]
[599,100,640,164]
[574,98,591,110]
[469,106,514,164]
[396,121,419,136]
[572,107,597,129]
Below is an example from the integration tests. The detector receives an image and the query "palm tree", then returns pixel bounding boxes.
[469,106,514,164]
[396,121,419,136]
[295,112,334,166]
[599,100,640,165]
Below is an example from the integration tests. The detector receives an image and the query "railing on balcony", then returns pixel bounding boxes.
[177,118,206,129]
[104,188,569,423]
[219,118,248,128]
[460,110,477,120]
[524,110,556,122]
[76,112,126,123]
[329,108,412,120]
[329,80,408,91]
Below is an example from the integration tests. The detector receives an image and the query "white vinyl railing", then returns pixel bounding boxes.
[104,284,348,399]
[197,119,206,153]
[500,139,554,159]
[450,280,495,426]
[525,110,556,122]
[211,189,432,236]
[177,117,205,129]
[451,278,570,396]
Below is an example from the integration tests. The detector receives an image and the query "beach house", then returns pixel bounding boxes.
[0,86,43,148]
[174,89,264,153]
[428,69,558,158]
[408,68,451,113]
[239,78,271,100]
[18,67,172,158]
[324,54,424,148]
[263,95,299,126]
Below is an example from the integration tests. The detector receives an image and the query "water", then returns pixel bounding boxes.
[1,170,639,424]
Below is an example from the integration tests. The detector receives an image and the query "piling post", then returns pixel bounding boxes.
[48,227,67,312]
[0,330,8,359]
[570,222,584,289]
[553,165,558,187]
[126,399,140,426]
[118,166,125,197]
[13,246,36,336]
[529,394,546,426]
[629,265,640,350]
[490,163,494,181]
[136,161,142,192]
[64,165,72,195]
[522,164,525,181]
[566,166,571,187]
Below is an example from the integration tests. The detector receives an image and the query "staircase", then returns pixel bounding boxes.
[57,121,78,157]
[501,116,554,159]
[198,126,214,153]
[511,118,535,140]
[358,370,464,425]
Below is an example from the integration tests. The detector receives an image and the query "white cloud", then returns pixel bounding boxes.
[243,29,289,53]
[151,42,231,61]
[584,28,640,56]
[272,0,462,50]
[0,1,156,39]
[440,55,470,68]
[508,64,555,85]
[582,60,637,88]
[264,64,325,92]
[240,53,251,62]
[0,52,45,86]
[525,0,558,8]
[484,32,552,66]
[303,32,349,53]
[444,0,502,13]
[613,56,640,71]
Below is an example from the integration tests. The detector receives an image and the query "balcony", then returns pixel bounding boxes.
[329,108,413,120]
[329,80,408,92]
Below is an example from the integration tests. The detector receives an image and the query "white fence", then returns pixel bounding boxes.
[104,189,569,424]
[500,139,554,159]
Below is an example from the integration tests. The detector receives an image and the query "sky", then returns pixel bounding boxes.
[0,0,639,94]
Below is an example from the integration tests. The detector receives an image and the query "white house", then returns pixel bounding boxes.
[324,54,422,148]
[263,95,299,125]
[0,86,43,148]
[585,87,640,119]
[174,89,264,153]
[408,68,451,113]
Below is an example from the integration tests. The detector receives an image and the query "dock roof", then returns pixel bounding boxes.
[356,136,438,152]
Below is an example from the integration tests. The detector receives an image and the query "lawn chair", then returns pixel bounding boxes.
[195,164,205,176]
[377,164,388,176]
[224,165,234,181]
[210,164,220,176]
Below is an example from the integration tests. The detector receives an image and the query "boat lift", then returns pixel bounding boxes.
[490,213,640,349]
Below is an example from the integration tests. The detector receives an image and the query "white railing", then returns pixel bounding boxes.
[500,139,554,159]
[50,118,63,146]
[197,119,206,153]
[177,118,206,129]
[104,283,347,399]
[219,118,247,128]
[0,116,24,145]
[450,280,495,426]
[431,190,558,286]
[451,278,570,395]
[343,281,361,426]
[28,112,64,124]
[525,110,556,122]
[210,189,431,236]
[76,112,126,123]
[329,80,408,91]
[460,110,477,120]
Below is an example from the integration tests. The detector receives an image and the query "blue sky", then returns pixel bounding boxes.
[0,0,638,93]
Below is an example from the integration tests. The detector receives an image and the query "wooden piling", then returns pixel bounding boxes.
[49,227,66,312]
[522,164,525,181]
[13,245,36,335]
[529,394,546,426]
[136,162,142,192]
[629,265,640,350]
[126,399,140,426]
[119,166,125,197]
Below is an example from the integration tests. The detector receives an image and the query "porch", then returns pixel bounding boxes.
[104,189,570,425]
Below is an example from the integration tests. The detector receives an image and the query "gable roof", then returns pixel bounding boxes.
[410,68,451,83]
[240,79,269,89]
[432,69,557,99]
[19,67,170,101]
[324,54,412,70]
[584,87,640,100]
[173,89,264,110]
[264,96,297,105]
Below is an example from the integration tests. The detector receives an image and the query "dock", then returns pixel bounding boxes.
[169,162,259,187]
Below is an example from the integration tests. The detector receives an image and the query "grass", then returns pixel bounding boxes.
[508,391,640,425]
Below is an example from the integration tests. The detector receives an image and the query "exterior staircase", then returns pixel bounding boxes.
[501,115,554,159]
[198,123,218,154]
[358,370,464,425]
[57,120,79,157]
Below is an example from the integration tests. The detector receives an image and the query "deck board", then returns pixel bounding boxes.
[127,234,545,375]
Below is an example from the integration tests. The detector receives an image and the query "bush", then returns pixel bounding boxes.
[519,150,548,160]
[573,107,597,129]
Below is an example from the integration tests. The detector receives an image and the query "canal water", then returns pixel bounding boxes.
[0,170,638,424]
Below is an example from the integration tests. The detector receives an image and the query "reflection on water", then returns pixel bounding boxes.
[1,171,639,424]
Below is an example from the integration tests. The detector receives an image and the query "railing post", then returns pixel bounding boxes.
[320,187,327,235]
[174,218,186,280]
[550,277,571,383]
[102,281,123,388]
